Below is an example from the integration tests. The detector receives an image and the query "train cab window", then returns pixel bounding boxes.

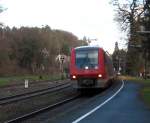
[75,49,98,69]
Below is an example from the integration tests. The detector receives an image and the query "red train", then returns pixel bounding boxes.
[70,46,115,90]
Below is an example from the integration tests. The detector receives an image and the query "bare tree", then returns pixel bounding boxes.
[111,0,145,75]
[0,5,7,27]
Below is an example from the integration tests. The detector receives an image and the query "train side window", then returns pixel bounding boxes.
[104,52,109,74]
[104,52,114,76]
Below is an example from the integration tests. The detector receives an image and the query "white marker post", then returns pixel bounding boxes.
[25,79,29,88]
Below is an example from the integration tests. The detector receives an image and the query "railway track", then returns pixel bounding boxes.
[2,81,117,123]
[5,94,79,123]
[0,82,71,105]
[1,79,70,89]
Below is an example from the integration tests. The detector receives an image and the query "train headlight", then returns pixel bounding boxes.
[72,75,76,79]
[85,66,89,69]
[98,74,102,78]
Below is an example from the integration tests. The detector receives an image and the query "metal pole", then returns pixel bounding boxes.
[144,48,147,79]
[118,58,120,73]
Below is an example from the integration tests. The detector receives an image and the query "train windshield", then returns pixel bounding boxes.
[75,49,98,69]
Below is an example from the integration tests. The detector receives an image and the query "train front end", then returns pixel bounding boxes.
[70,46,107,89]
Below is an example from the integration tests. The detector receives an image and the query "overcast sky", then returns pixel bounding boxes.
[0,0,126,53]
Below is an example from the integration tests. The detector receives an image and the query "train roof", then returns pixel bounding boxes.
[74,46,103,51]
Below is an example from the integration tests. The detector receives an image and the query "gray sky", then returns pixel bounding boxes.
[0,0,126,53]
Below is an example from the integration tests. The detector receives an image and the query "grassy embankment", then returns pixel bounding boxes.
[119,76,150,107]
[0,74,64,87]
